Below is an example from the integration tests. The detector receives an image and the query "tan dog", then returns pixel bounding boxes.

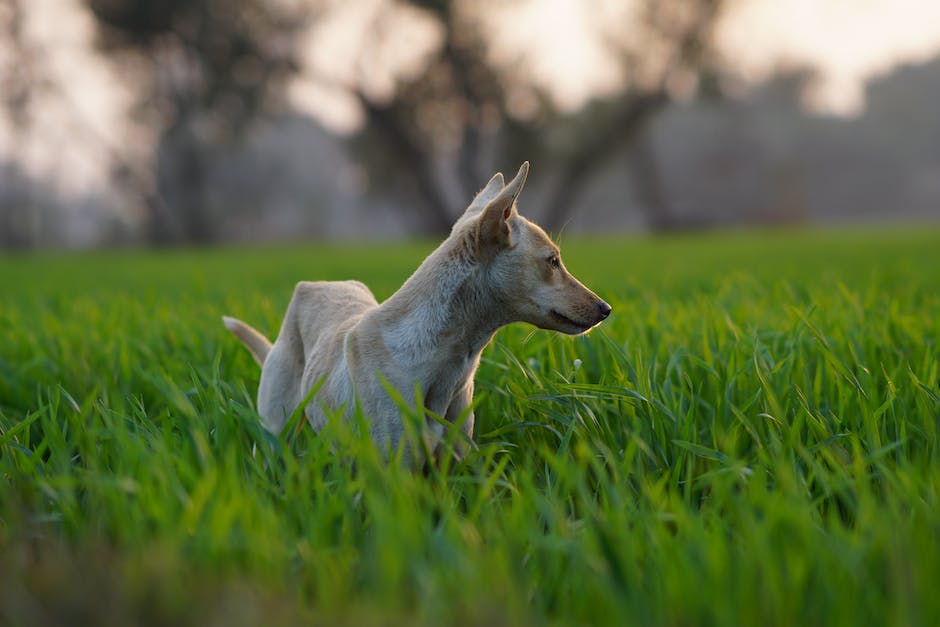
[224,162,610,463]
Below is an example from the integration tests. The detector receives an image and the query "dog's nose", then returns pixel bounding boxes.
[597,301,612,320]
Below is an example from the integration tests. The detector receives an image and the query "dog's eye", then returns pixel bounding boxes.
[547,254,560,269]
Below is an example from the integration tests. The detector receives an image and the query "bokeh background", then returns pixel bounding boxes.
[1,0,939,249]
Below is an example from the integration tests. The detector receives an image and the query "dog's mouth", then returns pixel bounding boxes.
[550,309,593,333]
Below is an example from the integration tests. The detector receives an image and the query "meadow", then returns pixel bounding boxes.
[1,227,938,626]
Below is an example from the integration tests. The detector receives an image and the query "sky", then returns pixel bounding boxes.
[720,0,940,113]
[4,0,940,194]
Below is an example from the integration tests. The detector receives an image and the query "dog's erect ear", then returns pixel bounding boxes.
[476,162,529,251]
[466,172,505,214]
[504,161,529,199]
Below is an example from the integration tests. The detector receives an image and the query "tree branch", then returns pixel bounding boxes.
[356,93,456,233]
[540,91,668,232]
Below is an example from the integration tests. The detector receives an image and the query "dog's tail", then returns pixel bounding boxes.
[222,316,272,366]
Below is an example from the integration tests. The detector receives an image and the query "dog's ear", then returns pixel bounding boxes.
[466,172,505,215]
[503,161,528,204]
[476,162,529,251]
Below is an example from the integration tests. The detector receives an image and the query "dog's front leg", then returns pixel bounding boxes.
[441,380,475,461]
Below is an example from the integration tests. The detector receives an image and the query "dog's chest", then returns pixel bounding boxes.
[417,349,478,411]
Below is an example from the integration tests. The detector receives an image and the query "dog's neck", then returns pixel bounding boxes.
[378,240,507,366]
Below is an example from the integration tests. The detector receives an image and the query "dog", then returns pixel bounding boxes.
[223,162,611,464]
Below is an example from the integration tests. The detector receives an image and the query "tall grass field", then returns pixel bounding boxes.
[1,228,938,625]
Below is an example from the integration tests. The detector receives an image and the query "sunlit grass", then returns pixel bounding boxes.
[1,227,939,625]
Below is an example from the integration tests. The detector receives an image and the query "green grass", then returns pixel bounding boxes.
[1,227,939,626]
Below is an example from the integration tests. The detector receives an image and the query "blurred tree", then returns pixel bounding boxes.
[334,0,729,233]
[84,0,310,243]
[0,0,42,248]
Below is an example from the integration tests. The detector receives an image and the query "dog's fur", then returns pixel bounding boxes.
[224,162,610,463]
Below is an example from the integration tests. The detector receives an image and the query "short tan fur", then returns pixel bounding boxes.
[224,162,611,464]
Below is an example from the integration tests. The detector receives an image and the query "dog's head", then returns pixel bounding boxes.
[456,162,611,335]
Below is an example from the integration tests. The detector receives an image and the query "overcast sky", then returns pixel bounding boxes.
[4,0,940,193]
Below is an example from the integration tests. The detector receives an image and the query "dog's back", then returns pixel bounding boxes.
[289,281,376,360]
[257,280,378,433]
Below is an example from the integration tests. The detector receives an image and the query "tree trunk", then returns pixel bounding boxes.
[630,129,678,231]
[153,115,215,245]
[175,136,213,244]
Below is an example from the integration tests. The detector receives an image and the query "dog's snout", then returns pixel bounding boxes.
[597,301,612,320]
